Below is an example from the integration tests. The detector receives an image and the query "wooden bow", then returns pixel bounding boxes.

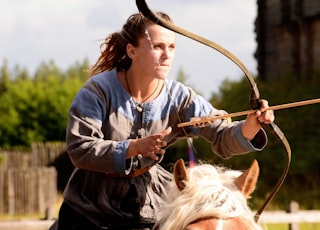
[135,0,291,222]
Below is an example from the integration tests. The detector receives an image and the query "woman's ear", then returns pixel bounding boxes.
[126,43,135,59]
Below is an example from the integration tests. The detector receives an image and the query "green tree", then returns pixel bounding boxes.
[208,73,320,209]
[0,59,11,94]
[0,59,89,149]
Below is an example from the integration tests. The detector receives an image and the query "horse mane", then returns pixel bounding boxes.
[155,162,262,230]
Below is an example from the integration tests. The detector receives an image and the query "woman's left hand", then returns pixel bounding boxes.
[241,99,274,140]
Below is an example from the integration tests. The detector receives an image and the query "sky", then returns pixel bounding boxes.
[0,0,257,99]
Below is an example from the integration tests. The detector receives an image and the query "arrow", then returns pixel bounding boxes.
[178,98,320,128]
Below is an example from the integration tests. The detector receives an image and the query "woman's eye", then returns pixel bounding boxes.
[169,45,175,50]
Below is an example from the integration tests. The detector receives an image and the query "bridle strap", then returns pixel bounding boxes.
[135,0,291,222]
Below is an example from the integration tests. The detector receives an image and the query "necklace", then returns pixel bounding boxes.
[125,71,160,112]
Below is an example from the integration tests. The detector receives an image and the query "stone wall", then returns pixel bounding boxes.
[255,0,320,80]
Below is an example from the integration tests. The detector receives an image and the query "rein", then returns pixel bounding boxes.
[135,0,291,222]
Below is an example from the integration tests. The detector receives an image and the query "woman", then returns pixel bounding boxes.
[50,12,274,230]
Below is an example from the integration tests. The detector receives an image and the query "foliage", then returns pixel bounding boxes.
[0,59,89,149]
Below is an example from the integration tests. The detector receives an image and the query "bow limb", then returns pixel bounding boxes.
[136,0,258,97]
[136,0,291,222]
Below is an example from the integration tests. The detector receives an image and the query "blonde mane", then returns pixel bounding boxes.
[155,163,262,230]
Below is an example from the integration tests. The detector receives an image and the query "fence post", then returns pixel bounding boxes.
[7,170,15,216]
[289,201,299,230]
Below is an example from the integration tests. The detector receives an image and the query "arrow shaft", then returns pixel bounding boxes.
[178,98,320,128]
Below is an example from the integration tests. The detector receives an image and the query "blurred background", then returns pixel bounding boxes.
[0,0,320,229]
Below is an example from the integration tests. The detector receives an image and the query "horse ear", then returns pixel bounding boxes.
[234,160,259,198]
[173,159,189,191]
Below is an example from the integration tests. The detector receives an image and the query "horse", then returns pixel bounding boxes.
[153,159,262,230]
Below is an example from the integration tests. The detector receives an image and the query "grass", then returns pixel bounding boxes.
[261,223,320,230]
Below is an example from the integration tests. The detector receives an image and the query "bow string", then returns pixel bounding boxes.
[135,0,291,222]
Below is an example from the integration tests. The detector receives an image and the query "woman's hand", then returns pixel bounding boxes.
[127,127,172,160]
[242,99,275,140]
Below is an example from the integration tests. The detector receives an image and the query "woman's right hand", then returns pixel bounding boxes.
[127,127,172,160]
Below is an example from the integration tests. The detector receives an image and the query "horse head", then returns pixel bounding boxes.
[154,159,262,230]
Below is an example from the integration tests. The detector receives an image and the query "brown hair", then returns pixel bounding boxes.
[89,12,173,76]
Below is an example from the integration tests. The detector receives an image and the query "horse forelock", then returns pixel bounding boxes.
[155,164,261,230]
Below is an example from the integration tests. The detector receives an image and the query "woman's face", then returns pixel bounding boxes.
[130,24,176,79]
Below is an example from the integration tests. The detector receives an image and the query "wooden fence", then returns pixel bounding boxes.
[0,167,57,218]
[258,201,320,230]
[0,142,66,170]
[0,142,65,219]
